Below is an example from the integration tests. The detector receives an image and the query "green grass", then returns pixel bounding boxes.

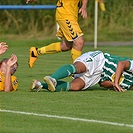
[0,39,133,133]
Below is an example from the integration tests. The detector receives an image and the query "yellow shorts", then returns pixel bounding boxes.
[56,19,83,42]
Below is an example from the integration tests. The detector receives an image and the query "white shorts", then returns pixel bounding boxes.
[74,51,105,90]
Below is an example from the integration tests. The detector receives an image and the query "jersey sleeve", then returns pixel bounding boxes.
[11,75,18,91]
[128,60,133,71]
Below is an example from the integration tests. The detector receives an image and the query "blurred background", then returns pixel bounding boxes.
[0,0,132,42]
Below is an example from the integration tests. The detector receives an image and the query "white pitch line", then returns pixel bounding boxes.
[0,109,133,128]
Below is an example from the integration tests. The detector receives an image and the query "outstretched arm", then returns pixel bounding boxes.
[113,60,130,92]
[79,0,88,19]
[100,60,130,92]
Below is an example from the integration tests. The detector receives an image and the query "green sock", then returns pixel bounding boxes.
[51,64,76,80]
[55,81,70,92]
[41,82,48,90]
[41,81,70,92]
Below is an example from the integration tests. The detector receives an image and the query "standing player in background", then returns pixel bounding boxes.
[26,0,88,68]
[97,0,106,11]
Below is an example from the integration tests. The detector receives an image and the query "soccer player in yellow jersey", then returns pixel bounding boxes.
[26,0,88,68]
[0,42,18,92]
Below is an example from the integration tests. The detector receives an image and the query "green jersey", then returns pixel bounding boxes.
[100,53,133,90]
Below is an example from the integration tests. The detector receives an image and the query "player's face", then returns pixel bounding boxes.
[10,62,18,75]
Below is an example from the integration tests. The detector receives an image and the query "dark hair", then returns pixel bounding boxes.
[0,58,9,65]
[0,58,18,67]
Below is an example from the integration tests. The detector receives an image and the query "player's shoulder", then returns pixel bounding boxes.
[11,75,18,91]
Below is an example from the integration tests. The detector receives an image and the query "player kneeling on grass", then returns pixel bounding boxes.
[0,54,18,92]
[30,51,133,92]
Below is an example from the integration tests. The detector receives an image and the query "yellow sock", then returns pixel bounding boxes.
[37,42,61,54]
[71,48,82,63]
[99,3,106,11]
[97,0,106,11]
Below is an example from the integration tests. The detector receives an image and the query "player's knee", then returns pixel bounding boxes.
[70,80,85,91]
[70,84,82,91]
[61,41,72,51]
[79,38,84,46]
[74,37,84,49]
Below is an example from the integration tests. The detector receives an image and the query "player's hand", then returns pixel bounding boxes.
[79,7,87,19]
[0,42,8,55]
[7,54,18,68]
[26,0,37,4]
[113,83,126,92]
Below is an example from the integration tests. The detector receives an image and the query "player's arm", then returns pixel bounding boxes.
[99,80,114,89]
[113,60,130,92]
[0,42,8,55]
[79,0,88,19]
[4,54,18,92]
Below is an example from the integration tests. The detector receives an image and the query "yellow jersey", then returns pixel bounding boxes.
[56,0,81,20]
[0,72,18,91]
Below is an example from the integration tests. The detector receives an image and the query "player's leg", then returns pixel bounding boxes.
[72,36,84,63]
[28,21,73,68]
[70,78,85,91]
[43,62,86,92]
[54,78,85,92]
[30,61,86,92]
[30,77,85,92]
[65,20,84,63]
[43,64,76,92]
[29,41,62,68]
[57,19,84,63]
[48,61,86,81]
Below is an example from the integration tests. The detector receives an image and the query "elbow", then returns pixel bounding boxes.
[4,89,11,92]
[118,61,130,69]
[4,87,13,92]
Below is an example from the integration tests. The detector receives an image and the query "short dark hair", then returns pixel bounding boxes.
[0,58,18,67]
[0,58,9,65]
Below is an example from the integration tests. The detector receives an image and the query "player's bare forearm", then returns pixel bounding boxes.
[79,0,88,19]
[113,61,130,92]
[99,80,114,88]
[4,67,13,92]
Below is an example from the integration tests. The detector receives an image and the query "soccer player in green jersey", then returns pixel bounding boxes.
[99,53,133,92]
[30,51,105,92]
[30,51,133,92]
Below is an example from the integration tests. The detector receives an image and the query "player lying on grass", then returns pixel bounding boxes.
[30,50,133,92]
[99,53,133,91]
[0,42,18,92]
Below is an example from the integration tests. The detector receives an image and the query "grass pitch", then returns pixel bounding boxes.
[0,39,133,133]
